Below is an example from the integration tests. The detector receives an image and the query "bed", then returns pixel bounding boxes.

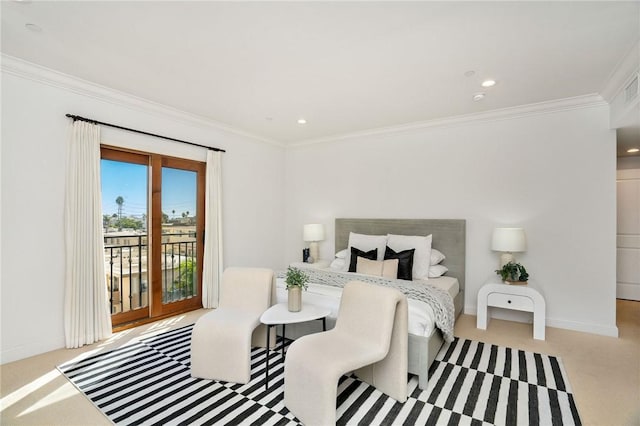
[277,218,466,389]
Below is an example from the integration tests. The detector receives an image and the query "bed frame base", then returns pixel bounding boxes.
[409,331,442,389]
[410,289,463,388]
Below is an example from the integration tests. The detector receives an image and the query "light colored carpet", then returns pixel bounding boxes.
[1,301,638,425]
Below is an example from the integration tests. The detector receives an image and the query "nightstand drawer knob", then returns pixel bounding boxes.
[508,300,512,304]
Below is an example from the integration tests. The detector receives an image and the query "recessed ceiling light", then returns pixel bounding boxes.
[464,70,476,77]
[297,119,307,125]
[481,79,497,88]
[25,23,42,32]
[473,93,486,101]
[628,148,640,153]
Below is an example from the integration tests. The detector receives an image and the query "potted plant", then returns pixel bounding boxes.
[495,261,530,285]
[285,266,309,312]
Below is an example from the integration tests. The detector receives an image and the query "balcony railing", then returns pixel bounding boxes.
[104,231,197,315]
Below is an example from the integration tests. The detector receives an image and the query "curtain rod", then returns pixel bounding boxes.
[65,114,226,153]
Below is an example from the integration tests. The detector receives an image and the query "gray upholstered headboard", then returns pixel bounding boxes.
[335,218,466,291]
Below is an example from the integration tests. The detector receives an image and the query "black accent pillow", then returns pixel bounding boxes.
[348,247,378,272]
[384,246,415,280]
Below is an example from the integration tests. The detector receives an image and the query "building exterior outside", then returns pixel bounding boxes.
[104,222,197,315]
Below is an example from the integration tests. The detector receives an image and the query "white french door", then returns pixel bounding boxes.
[617,168,640,301]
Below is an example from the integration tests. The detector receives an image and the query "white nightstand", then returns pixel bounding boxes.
[477,280,546,340]
[289,260,330,269]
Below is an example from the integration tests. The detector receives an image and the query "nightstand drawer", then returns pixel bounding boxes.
[487,292,534,312]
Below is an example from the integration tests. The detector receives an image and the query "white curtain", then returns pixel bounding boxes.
[64,121,112,348]
[202,150,224,308]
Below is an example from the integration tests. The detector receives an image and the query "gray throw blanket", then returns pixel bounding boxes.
[277,268,455,342]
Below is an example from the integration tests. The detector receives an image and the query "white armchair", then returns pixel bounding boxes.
[284,280,408,426]
[190,267,275,383]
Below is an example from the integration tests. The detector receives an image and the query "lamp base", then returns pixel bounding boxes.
[309,242,319,264]
[500,252,515,268]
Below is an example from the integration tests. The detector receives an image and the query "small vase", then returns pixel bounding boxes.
[288,287,302,312]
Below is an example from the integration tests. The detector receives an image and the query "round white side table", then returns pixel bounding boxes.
[260,303,331,389]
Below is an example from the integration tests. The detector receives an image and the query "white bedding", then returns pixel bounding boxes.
[275,272,459,337]
[424,275,459,299]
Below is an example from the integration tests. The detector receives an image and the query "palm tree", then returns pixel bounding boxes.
[115,196,124,230]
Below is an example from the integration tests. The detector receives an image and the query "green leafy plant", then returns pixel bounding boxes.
[285,266,309,291]
[173,259,195,296]
[495,262,530,282]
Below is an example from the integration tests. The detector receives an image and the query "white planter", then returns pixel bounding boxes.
[288,287,302,312]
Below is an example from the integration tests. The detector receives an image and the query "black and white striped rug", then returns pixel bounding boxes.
[59,325,581,425]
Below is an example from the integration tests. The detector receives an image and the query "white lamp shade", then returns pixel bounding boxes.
[303,224,325,242]
[491,228,526,252]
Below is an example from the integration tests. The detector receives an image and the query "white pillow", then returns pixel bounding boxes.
[330,258,346,270]
[356,257,399,279]
[344,232,388,271]
[335,249,348,259]
[430,249,446,265]
[386,234,432,280]
[429,264,449,278]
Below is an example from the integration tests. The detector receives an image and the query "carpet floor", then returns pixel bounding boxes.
[58,325,581,425]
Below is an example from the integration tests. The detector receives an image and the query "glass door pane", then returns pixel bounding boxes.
[101,150,150,325]
[161,167,198,304]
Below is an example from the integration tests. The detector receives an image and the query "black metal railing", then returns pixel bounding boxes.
[104,231,197,315]
[162,234,197,304]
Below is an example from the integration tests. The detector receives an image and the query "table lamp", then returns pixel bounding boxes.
[303,224,325,263]
[492,227,526,267]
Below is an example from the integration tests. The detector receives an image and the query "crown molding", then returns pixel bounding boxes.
[600,40,640,103]
[1,54,610,149]
[0,54,285,148]
[290,94,608,147]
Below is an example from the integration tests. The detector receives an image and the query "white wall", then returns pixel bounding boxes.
[1,66,286,363]
[284,106,618,337]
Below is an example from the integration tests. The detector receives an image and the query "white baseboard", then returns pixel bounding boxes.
[464,305,619,338]
[1,340,64,365]
[617,282,640,301]
[545,318,619,338]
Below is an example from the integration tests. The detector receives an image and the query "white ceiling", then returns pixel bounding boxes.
[1,1,639,147]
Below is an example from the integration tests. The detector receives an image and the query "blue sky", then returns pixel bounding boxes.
[101,159,196,218]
